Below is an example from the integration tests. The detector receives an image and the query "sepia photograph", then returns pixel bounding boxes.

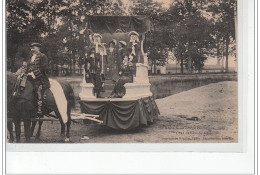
[6,0,238,144]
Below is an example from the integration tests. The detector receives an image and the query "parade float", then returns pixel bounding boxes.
[79,16,160,130]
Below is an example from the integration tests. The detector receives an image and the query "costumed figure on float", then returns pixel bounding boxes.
[98,43,107,91]
[79,16,159,130]
[84,33,103,98]
[117,40,128,70]
[128,31,143,76]
[105,39,119,82]
[109,52,134,98]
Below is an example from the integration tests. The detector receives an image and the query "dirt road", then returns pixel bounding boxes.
[20,81,237,143]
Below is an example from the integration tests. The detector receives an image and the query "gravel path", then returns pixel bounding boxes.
[11,81,238,143]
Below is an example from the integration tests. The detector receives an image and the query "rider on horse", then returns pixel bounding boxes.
[26,42,50,118]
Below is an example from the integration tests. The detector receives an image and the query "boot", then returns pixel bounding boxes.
[37,100,43,118]
[37,85,43,118]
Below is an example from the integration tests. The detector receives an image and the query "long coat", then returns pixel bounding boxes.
[85,53,102,94]
[27,52,50,89]
[105,47,119,81]
[128,42,143,63]
[117,47,128,69]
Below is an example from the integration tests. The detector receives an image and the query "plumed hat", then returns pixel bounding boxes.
[93,33,103,39]
[109,39,117,46]
[128,31,139,37]
[119,41,127,47]
[30,42,41,47]
[123,53,129,58]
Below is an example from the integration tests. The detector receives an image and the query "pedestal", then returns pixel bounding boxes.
[133,63,150,84]
[143,53,148,64]
[124,63,152,98]
[79,83,96,100]
[123,82,152,98]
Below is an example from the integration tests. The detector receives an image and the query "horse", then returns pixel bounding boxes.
[7,72,75,143]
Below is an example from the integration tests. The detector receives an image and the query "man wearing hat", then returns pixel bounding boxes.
[27,42,50,118]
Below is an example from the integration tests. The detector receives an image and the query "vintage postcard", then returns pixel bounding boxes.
[5,0,242,150]
[4,0,257,174]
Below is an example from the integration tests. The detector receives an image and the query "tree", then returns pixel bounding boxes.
[56,0,126,74]
[146,31,169,74]
[208,0,236,72]
[8,0,233,76]
[167,0,214,73]
[130,0,169,74]
[6,0,32,71]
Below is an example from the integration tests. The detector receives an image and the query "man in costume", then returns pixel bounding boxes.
[128,31,143,77]
[128,31,142,63]
[98,43,107,91]
[105,39,119,82]
[27,43,50,118]
[84,47,102,98]
[117,40,128,70]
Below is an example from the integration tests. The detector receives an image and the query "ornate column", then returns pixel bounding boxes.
[124,32,152,98]
[141,33,148,64]
[133,63,150,84]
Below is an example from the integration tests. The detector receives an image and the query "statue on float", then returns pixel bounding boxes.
[84,33,103,98]
[128,31,143,64]
[105,39,119,82]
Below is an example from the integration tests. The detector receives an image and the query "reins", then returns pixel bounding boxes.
[8,74,75,123]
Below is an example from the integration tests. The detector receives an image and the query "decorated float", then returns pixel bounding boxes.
[79,16,160,130]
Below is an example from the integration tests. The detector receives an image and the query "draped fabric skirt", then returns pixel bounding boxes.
[80,96,160,130]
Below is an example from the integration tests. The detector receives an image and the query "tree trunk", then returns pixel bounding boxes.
[72,55,75,75]
[222,43,224,71]
[153,60,156,74]
[198,48,201,73]
[188,42,192,74]
[181,59,184,74]
[217,38,221,65]
[71,49,76,75]
[225,37,229,72]
[69,56,72,74]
